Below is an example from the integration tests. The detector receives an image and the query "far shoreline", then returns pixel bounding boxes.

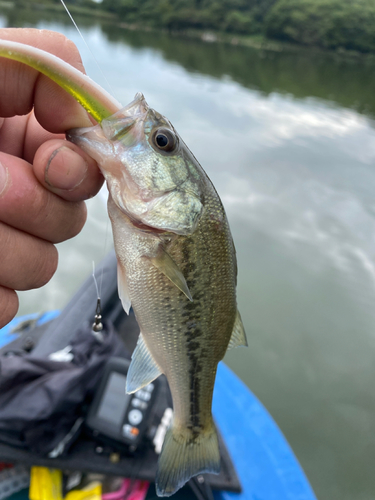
[2,1,375,62]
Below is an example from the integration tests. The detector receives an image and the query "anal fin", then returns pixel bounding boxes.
[147,245,192,301]
[126,333,162,394]
[227,309,247,350]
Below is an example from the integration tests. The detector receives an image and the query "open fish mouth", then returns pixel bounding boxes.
[67,93,149,157]
[100,93,149,142]
[66,93,151,220]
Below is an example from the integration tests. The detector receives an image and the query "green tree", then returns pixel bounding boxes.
[265,0,375,52]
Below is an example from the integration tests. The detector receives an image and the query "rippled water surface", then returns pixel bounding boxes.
[1,7,375,500]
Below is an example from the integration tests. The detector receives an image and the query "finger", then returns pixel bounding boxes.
[0,221,58,291]
[0,114,28,158]
[22,111,64,163]
[24,111,65,163]
[0,287,19,329]
[0,28,92,131]
[33,139,104,202]
[0,152,87,243]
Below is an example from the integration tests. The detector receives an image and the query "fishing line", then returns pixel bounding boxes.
[60,0,116,301]
[60,0,117,100]
[92,260,100,300]
[97,185,112,300]
[99,215,111,300]
[91,261,104,339]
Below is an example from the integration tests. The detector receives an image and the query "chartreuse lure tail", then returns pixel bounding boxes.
[0,39,121,123]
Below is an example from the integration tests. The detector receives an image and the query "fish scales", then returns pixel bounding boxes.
[112,182,237,429]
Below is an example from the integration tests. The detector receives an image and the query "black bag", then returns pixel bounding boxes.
[0,321,128,455]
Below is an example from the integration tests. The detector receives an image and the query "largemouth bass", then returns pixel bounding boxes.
[68,93,247,496]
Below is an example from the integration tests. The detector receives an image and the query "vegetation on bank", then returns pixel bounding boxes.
[13,0,375,54]
[265,0,375,53]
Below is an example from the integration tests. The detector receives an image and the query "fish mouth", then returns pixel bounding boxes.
[100,92,149,142]
[67,92,149,150]
[67,92,149,190]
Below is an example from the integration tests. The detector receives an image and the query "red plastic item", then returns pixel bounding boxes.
[102,479,149,500]
[0,463,13,472]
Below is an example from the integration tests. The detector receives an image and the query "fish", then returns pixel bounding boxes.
[67,93,247,496]
[0,39,247,497]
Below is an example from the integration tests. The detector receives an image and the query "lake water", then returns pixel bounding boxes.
[1,6,375,500]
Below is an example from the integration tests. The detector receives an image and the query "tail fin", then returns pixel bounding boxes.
[155,420,220,497]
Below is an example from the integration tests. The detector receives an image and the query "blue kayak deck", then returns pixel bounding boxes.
[0,311,59,349]
[213,363,316,500]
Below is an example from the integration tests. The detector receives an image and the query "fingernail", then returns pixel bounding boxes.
[0,160,11,198]
[45,146,88,191]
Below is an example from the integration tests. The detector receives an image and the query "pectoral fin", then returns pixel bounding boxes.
[148,246,193,301]
[117,262,131,314]
[227,310,247,350]
[126,333,162,394]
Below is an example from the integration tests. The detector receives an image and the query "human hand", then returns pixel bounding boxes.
[0,28,104,328]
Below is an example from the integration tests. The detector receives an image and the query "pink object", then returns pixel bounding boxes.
[102,479,149,500]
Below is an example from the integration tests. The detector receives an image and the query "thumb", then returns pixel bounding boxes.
[33,138,104,202]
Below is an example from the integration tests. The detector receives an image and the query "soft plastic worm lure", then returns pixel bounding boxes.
[0,39,122,122]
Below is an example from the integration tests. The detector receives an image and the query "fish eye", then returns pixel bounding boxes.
[151,128,177,153]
